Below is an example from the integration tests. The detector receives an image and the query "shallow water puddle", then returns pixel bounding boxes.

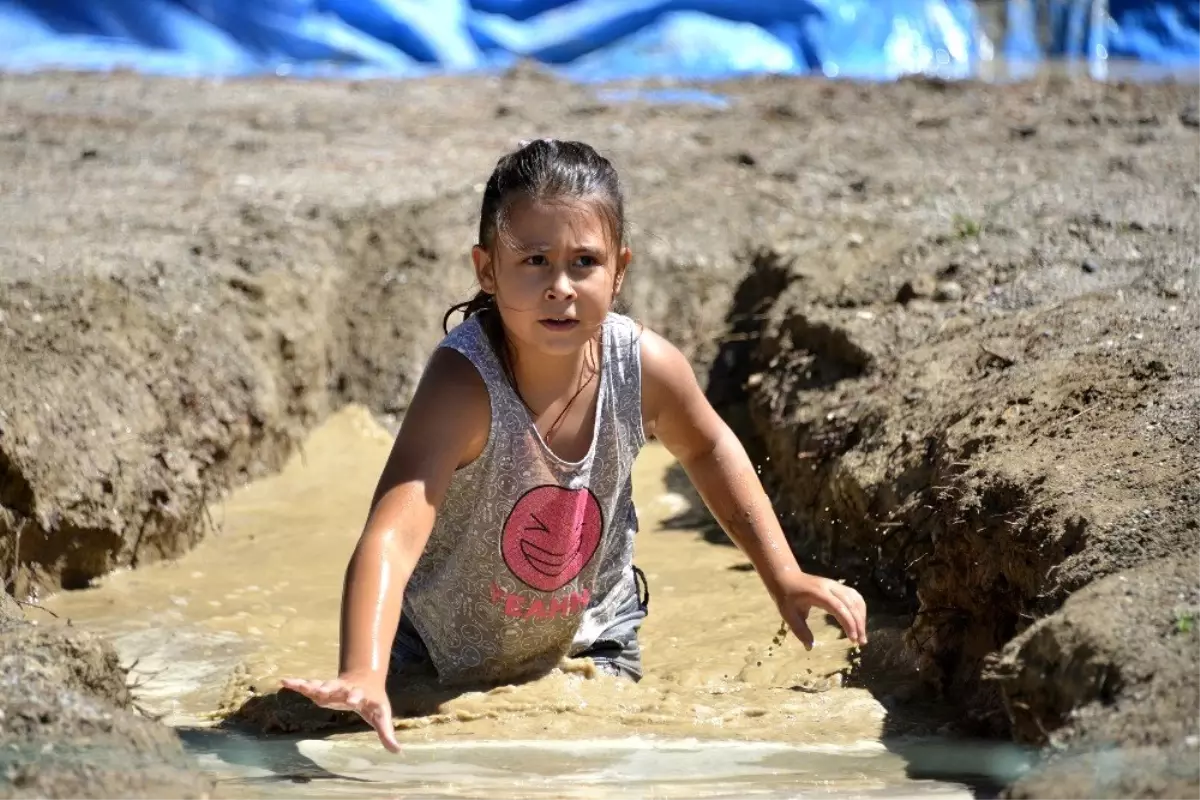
[45,405,981,797]
[183,733,972,799]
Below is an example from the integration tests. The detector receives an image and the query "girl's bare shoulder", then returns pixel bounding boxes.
[398,346,491,470]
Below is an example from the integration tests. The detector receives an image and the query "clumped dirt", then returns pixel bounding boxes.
[991,552,1199,798]
[1,67,1197,795]
[698,75,1198,794]
[0,597,212,798]
[727,248,1197,706]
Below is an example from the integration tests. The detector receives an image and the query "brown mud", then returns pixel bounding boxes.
[2,67,1198,797]
[0,594,213,798]
[995,552,1200,798]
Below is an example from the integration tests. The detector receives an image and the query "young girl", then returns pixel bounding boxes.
[282,139,868,752]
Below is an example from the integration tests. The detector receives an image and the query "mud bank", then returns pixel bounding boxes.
[995,553,1199,798]
[0,595,212,798]
[702,79,1198,795]
[1,69,1198,796]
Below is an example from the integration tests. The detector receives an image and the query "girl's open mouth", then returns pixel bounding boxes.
[539,318,579,331]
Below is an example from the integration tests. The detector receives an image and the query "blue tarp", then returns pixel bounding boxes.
[0,0,987,80]
[0,1,1195,82]
[1003,0,1198,79]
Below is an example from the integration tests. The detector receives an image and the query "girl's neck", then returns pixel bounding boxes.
[509,335,598,409]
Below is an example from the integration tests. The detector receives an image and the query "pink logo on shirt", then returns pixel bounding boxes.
[501,485,602,592]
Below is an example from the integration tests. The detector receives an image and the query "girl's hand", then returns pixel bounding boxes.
[775,574,868,650]
[280,673,401,753]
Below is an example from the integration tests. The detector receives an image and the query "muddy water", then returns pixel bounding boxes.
[45,406,990,798]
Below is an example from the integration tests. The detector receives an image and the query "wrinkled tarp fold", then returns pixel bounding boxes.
[0,0,984,79]
[0,1,1194,80]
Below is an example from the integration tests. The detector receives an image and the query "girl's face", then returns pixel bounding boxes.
[473,196,629,359]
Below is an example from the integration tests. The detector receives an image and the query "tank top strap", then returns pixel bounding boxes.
[601,312,647,452]
[438,313,527,420]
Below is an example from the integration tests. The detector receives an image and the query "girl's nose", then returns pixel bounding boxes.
[545,268,575,300]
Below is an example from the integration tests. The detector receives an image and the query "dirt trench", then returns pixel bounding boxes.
[714,240,1197,712]
[0,191,742,597]
[1,69,1198,797]
[0,200,442,596]
[701,114,1199,794]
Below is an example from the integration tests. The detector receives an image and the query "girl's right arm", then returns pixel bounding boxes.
[281,347,489,752]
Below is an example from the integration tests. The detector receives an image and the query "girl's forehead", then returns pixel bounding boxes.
[503,197,610,247]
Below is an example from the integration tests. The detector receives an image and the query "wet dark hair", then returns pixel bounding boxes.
[442,138,626,335]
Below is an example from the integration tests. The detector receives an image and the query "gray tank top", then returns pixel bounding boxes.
[401,311,645,686]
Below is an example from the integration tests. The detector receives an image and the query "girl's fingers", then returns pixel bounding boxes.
[278,685,401,753]
[852,591,869,644]
[367,702,402,753]
[823,589,860,645]
[779,605,815,651]
[831,586,868,645]
[846,587,868,644]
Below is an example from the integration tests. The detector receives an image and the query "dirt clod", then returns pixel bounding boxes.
[0,604,212,798]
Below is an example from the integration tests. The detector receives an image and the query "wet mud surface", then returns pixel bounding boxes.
[0,594,213,798]
[2,68,1198,797]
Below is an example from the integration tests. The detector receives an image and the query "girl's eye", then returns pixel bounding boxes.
[524,254,548,266]
[575,255,600,268]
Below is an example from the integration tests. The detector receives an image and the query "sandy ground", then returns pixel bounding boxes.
[1,67,1197,797]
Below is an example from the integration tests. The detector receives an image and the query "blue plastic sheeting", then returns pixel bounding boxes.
[1002,0,1198,79]
[0,1,1194,82]
[1105,0,1198,64]
[0,0,986,80]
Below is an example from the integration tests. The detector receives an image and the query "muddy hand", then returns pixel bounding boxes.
[776,574,868,651]
[280,676,401,753]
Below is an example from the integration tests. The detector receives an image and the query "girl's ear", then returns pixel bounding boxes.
[613,246,632,295]
[472,245,496,293]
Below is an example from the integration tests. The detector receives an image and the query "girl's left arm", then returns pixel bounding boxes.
[640,327,868,649]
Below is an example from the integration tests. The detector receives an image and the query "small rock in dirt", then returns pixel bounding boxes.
[933,281,965,303]
[938,261,961,279]
[763,103,797,120]
[1010,123,1038,139]
[1108,155,1138,175]
[1180,104,1200,128]
[732,151,757,167]
[847,232,864,248]
[914,114,949,129]
[896,275,936,304]
[1081,258,1100,274]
